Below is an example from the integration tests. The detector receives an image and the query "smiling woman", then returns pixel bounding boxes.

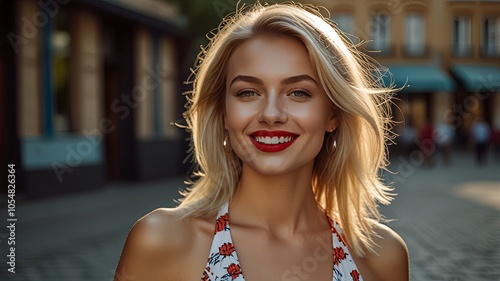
[115,2,409,281]
[224,36,336,172]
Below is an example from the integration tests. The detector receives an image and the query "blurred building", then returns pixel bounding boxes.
[1,0,188,197]
[306,0,500,145]
[3,0,500,197]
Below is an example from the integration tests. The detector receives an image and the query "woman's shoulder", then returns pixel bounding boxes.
[126,207,216,256]
[114,207,214,280]
[363,222,410,281]
[128,208,192,250]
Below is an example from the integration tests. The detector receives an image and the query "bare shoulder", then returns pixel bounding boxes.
[123,207,191,255]
[365,223,410,281]
[114,207,210,281]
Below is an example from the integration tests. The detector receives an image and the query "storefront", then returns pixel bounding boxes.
[7,0,187,197]
[383,64,456,129]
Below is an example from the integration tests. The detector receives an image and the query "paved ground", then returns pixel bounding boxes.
[381,151,500,281]
[0,150,499,281]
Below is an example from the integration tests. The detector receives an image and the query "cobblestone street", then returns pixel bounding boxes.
[381,151,500,281]
[0,151,499,281]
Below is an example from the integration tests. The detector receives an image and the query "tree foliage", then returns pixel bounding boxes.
[163,0,282,35]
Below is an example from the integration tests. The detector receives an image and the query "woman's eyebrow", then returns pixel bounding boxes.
[281,74,318,86]
[229,74,318,86]
[229,75,263,86]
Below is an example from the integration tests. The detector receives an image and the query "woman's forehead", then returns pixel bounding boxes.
[226,36,319,83]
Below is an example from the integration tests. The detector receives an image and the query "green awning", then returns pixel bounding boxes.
[451,64,500,92]
[381,65,456,93]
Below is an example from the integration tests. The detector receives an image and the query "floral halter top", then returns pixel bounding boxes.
[201,202,363,281]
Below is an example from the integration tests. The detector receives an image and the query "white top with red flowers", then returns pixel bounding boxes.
[201,202,363,281]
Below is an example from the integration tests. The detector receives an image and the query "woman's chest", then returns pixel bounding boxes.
[228,228,335,281]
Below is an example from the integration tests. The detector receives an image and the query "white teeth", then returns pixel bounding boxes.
[255,136,295,144]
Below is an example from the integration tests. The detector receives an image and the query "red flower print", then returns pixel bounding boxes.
[350,269,360,281]
[333,247,347,265]
[219,242,235,256]
[201,267,210,281]
[227,263,242,280]
[215,213,229,234]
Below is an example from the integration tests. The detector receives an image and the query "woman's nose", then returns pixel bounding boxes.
[257,94,287,125]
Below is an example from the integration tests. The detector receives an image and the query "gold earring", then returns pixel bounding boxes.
[223,135,232,153]
[326,135,337,155]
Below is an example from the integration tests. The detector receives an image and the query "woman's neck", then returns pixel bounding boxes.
[229,162,324,239]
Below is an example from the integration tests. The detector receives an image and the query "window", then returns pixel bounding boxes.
[52,8,72,133]
[370,12,391,54]
[331,13,356,43]
[452,16,471,57]
[482,17,500,57]
[405,13,425,56]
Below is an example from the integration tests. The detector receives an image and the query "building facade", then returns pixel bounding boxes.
[2,0,188,197]
[2,0,500,197]
[305,0,500,146]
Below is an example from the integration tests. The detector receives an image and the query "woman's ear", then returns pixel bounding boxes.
[326,112,339,133]
[223,112,228,130]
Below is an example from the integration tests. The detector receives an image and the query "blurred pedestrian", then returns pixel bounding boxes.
[115,3,409,281]
[419,120,435,167]
[434,122,455,166]
[492,121,500,162]
[400,124,417,157]
[470,117,491,165]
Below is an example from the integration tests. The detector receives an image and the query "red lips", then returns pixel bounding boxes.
[249,130,299,152]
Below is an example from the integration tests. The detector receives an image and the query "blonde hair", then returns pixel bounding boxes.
[179,2,395,257]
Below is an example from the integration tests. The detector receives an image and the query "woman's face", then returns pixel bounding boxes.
[224,35,337,176]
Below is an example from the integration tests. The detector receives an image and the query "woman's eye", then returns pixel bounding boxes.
[236,90,258,97]
[289,90,311,98]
